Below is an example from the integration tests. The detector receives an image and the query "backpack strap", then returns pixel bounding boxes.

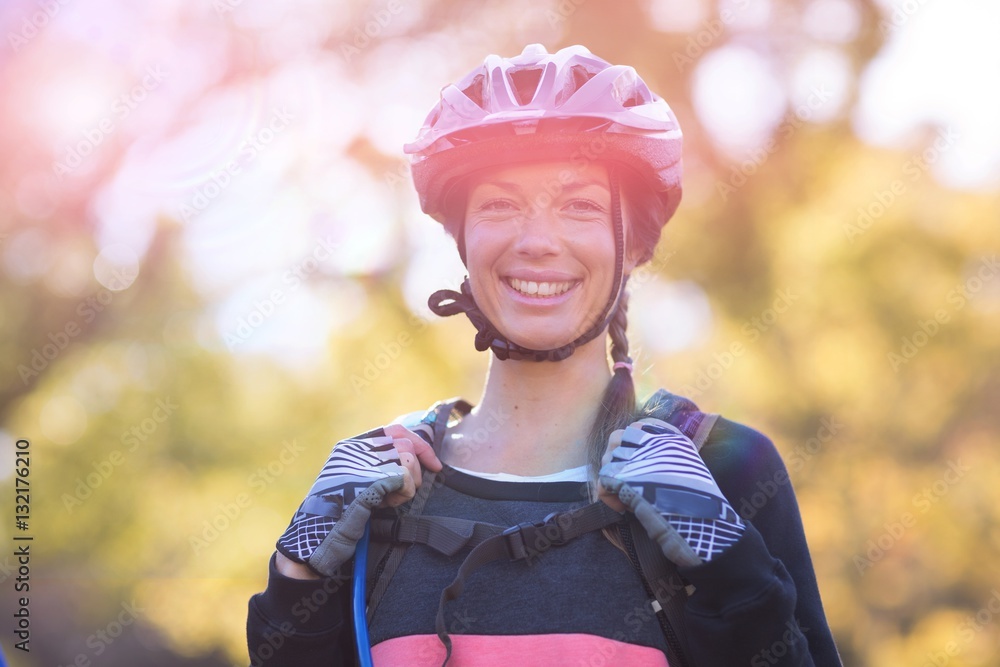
[434,501,625,665]
[622,388,722,667]
[625,517,695,665]
[643,388,719,450]
[371,514,506,555]
[364,398,471,623]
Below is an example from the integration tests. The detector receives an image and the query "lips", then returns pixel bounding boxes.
[507,277,575,297]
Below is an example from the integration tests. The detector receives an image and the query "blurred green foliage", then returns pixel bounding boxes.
[1,1,999,665]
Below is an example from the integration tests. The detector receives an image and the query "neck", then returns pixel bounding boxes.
[444,336,612,476]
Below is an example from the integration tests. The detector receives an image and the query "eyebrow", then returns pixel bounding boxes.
[477,178,610,194]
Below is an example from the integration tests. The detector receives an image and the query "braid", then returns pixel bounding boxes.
[586,288,638,497]
[608,290,632,370]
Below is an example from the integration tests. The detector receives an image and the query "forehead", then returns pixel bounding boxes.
[466,160,610,192]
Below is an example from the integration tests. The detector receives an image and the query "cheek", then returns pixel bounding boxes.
[463,234,501,302]
[464,221,513,274]
[463,236,490,277]
[578,232,617,280]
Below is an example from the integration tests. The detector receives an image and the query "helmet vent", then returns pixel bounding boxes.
[509,67,543,106]
[614,70,651,108]
[555,65,597,107]
[461,73,487,110]
[621,89,648,108]
[570,64,596,90]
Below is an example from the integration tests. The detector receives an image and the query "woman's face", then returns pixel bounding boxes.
[463,161,632,351]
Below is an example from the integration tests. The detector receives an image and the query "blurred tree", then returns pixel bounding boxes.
[1,0,998,665]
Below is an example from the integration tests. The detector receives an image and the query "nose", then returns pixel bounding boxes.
[512,206,561,258]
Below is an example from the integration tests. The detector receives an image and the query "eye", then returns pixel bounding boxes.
[478,198,518,212]
[564,199,606,214]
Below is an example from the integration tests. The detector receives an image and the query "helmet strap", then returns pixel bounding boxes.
[427,167,627,362]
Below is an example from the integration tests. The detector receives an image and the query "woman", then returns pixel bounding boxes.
[247,44,841,666]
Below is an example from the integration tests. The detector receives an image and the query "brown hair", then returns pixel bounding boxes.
[583,170,666,492]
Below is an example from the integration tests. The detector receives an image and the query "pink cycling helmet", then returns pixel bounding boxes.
[411,44,684,362]
[405,43,683,226]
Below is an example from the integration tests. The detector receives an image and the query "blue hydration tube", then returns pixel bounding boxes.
[353,520,374,667]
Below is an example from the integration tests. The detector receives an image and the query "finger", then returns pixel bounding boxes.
[597,486,626,513]
[633,417,675,433]
[385,464,416,507]
[597,476,626,512]
[631,497,702,567]
[385,423,443,471]
[384,422,431,445]
[392,446,421,488]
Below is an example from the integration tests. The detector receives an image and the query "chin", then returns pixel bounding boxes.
[500,324,585,353]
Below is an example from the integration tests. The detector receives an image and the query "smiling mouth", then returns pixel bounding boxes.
[507,277,575,297]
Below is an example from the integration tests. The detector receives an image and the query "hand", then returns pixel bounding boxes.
[382,423,443,506]
[276,419,442,577]
[599,418,744,566]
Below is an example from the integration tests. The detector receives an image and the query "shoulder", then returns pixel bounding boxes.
[700,416,785,476]
[641,388,786,480]
[698,414,808,537]
[641,389,795,512]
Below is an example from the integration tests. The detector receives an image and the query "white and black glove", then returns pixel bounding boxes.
[277,416,439,576]
[599,418,744,567]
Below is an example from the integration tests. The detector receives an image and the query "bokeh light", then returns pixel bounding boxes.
[1,1,999,665]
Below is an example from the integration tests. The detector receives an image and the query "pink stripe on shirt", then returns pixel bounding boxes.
[372,633,669,666]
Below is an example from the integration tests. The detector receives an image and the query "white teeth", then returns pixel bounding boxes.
[509,278,572,297]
